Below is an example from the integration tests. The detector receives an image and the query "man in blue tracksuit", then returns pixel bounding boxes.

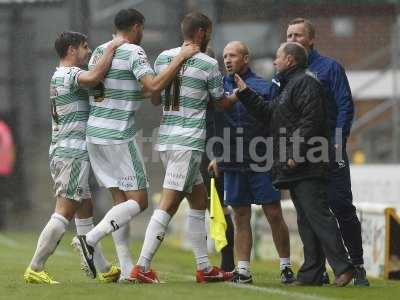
[209,41,293,284]
[270,18,369,286]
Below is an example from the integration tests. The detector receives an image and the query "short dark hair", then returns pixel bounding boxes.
[54,31,87,59]
[181,12,212,39]
[288,18,315,39]
[282,42,308,68]
[114,8,145,31]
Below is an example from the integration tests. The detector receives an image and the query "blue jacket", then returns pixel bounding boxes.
[270,49,354,144]
[219,68,271,170]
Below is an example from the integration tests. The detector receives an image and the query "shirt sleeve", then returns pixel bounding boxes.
[69,67,85,91]
[207,63,224,102]
[328,61,354,142]
[129,46,155,80]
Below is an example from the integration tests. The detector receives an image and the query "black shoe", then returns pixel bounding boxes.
[281,266,295,284]
[71,235,96,279]
[321,271,330,285]
[231,271,253,284]
[353,266,370,286]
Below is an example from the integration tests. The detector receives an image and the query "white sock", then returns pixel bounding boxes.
[187,209,210,271]
[30,213,69,271]
[279,257,291,271]
[86,199,141,247]
[238,260,251,277]
[112,225,133,278]
[75,217,111,273]
[137,209,171,271]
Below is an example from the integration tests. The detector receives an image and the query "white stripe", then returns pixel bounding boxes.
[89,98,142,111]
[161,271,341,300]
[110,58,131,69]
[57,101,89,115]
[88,115,134,130]
[159,125,205,139]
[104,78,141,91]
[163,107,206,120]
[56,139,87,150]
[0,234,18,247]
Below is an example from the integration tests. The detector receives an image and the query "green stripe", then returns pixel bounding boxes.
[158,134,204,150]
[86,125,137,141]
[128,141,147,189]
[156,55,214,72]
[181,76,206,90]
[103,88,144,101]
[114,49,132,60]
[52,130,86,142]
[162,115,205,129]
[161,95,207,111]
[58,111,88,125]
[90,106,132,121]
[51,147,88,160]
[207,75,223,89]
[106,69,135,80]
[53,91,88,106]
[51,77,64,86]
[183,151,200,192]
[66,159,81,199]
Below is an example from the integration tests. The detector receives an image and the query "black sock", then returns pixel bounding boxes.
[220,214,235,271]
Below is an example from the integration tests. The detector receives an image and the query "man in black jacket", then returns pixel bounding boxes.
[234,42,353,286]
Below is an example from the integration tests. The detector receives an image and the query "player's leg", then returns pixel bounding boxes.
[75,198,120,283]
[131,150,187,283]
[25,157,87,284]
[186,180,234,283]
[223,171,253,283]
[253,172,293,284]
[73,141,148,279]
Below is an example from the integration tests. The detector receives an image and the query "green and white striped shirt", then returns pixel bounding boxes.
[49,66,89,160]
[86,42,154,145]
[154,47,223,152]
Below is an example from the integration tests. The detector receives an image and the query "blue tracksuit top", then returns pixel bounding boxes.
[270,49,354,144]
[220,68,272,170]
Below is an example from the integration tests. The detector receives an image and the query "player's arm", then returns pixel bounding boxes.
[139,42,199,94]
[78,36,128,88]
[150,92,162,106]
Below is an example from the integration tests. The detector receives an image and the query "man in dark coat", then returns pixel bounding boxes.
[234,42,354,286]
[270,18,368,286]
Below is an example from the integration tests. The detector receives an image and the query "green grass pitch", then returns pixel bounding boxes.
[0,231,399,300]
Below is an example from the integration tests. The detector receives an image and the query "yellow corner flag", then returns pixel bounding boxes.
[210,177,227,252]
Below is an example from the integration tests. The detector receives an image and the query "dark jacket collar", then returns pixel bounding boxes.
[308,48,320,65]
[276,65,305,89]
[225,67,254,84]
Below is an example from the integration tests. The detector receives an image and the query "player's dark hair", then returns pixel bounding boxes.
[54,31,88,59]
[114,8,145,31]
[181,12,212,39]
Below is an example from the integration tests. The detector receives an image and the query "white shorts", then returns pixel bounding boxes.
[159,150,203,193]
[50,156,91,202]
[87,140,149,191]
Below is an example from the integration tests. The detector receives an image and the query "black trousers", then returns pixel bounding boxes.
[289,178,352,283]
[328,144,364,266]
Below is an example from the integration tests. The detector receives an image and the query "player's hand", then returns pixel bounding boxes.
[179,42,200,59]
[287,159,297,169]
[208,159,220,178]
[110,34,129,50]
[234,74,247,92]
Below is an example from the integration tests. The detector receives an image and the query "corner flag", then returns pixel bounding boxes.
[210,177,227,252]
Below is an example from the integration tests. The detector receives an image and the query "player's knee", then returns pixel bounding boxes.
[233,207,251,226]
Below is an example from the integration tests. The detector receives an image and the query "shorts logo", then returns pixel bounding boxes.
[76,187,83,196]
[156,232,165,242]
[338,160,346,168]
[110,220,120,231]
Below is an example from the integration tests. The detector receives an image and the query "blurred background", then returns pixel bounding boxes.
[0,0,400,268]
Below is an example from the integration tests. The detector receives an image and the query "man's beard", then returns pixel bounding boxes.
[200,40,209,53]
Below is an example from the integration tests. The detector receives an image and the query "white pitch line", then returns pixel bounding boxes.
[0,234,19,247]
[161,271,342,300]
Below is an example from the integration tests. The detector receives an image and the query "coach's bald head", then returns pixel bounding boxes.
[223,41,250,76]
